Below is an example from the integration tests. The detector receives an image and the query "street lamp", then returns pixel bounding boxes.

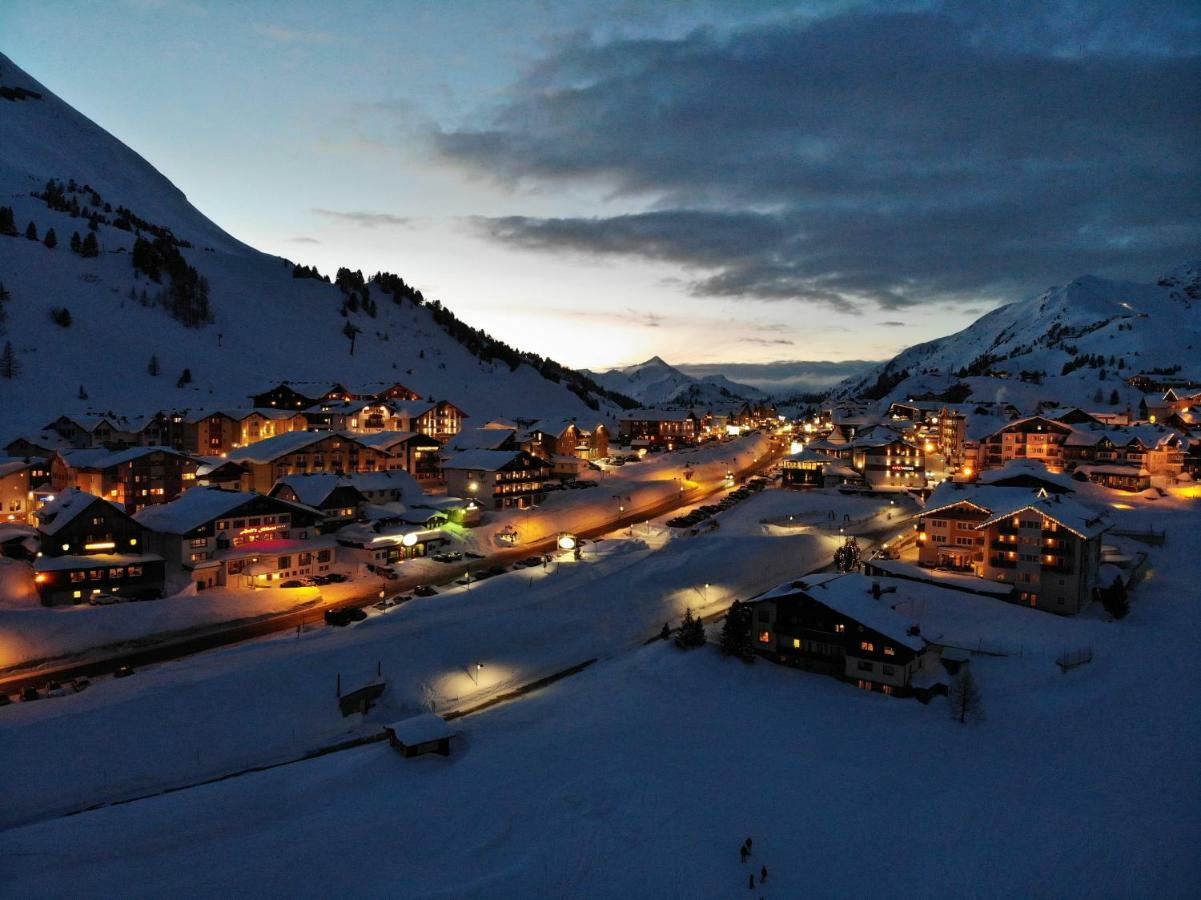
[469,661,483,685]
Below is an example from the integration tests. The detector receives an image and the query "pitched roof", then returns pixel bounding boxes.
[759,573,925,652]
[340,469,426,501]
[225,430,354,463]
[442,449,537,471]
[446,427,516,452]
[59,446,190,470]
[352,430,434,452]
[133,487,319,534]
[976,495,1110,539]
[36,489,127,536]
[272,473,363,507]
[620,409,695,422]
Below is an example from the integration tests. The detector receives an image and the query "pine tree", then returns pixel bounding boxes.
[719,599,756,661]
[948,669,983,724]
[1100,575,1130,619]
[343,320,361,356]
[0,206,17,236]
[1092,387,1104,404]
[43,227,57,249]
[0,280,9,303]
[70,231,82,253]
[77,384,88,400]
[1109,389,1120,405]
[24,221,38,241]
[0,341,18,378]
[176,367,193,388]
[148,354,160,376]
[50,306,72,327]
[674,608,706,649]
[80,232,100,258]
[659,621,670,641]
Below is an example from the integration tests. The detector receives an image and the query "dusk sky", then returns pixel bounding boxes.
[3,0,1197,370]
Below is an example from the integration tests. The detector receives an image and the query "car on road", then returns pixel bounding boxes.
[325,573,350,583]
[413,585,438,597]
[71,676,91,692]
[89,593,119,606]
[279,580,305,588]
[514,556,543,569]
[311,574,331,585]
[114,665,135,678]
[388,594,412,606]
[324,606,366,626]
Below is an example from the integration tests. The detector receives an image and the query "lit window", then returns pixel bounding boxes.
[860,641,875,652]
[758,631,771,644]
[883,646,895,656]
[834,623,845,633]
[792,638,801,649]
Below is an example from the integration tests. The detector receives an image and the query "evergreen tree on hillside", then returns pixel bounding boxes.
[0,341,18,379]
[80,232,100,258]
[719,599,756,661]
[343,320,361,356]
[69,231,82,253]
[0,206,17,236]
[43,228,57,249]
[948,669,983,724]
[24,222,38,241]
[148,354,160,376]
[77,384,88,400]
[1109,389,1120,405]
[674,608,706,649]
[50,306,72,327]
[1099,575,1130,620]
[176,368,193,388]
[0,281,9,304]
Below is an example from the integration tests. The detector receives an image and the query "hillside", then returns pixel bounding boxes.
[833,264,1201,410]
[585,355,763,407]
[0,53,629,440]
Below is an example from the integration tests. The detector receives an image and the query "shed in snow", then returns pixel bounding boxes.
[383,713,456,757]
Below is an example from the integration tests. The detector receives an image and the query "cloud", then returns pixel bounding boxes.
[879,321,906,327]
[435,4,1201,312]
[285,236,321,244]
[312,209,413,228]
[676,359,877,393]
[255,23,335,44]
[737,337,794,346]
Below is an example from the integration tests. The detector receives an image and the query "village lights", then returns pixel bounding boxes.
[468,661,484,685]
[401,532,419,547]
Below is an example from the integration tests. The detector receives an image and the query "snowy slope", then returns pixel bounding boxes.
[833,264,1201,409]
[0,53,622,437]
[585,355,764,406]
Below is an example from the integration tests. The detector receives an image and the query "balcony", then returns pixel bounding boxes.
[988,557,1017,570]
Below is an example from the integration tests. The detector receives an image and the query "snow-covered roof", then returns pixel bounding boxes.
[36,489,127,536]
[60,445,190,470]
[976,495,1110,539]
[351,430,429,452]
[1074,463,1150,477]
[226,430,349,463]
[340,469,425,500]
[862,559,1016,597]
[385,713,454,746]
[134,487,320,534]
[923,482,1042,518]
[758,573,925,652]
[272,473,363,507]
[34,552,162,572]
[445,426,516,452]
[443,449,532,471]
[976,459,1076,493]
[619,409,695,422]
[0,457,36,478]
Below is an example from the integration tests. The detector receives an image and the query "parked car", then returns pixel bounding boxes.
[45,680,68,698]
[388,594,412,606]
[414,585,438,597]
[279,580,305,588]
[89,593,119,606]
[324,607,359,626]
[19,686,39,702]
[325,573,349,583]
[373,599,390,611]
[311,574,332,585]
[71,676,91,692]
[113,666,135,679]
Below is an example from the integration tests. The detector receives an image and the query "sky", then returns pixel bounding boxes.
[2,0,1198,372]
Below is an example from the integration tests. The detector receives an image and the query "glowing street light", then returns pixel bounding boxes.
[557,533,578,551]
[469,661,484,685]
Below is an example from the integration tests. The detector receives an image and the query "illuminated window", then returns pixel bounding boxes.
[792,638,801,649]
[758,631,771,644]
[834,623,845,633]
[883,646,896,656]
[70,571,86,583]
[860,641,875,652]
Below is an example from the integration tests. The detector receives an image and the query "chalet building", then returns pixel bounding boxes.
[975,460,1075,494]
[350,382,423,403]
[305,400,407,434]
[1071,464,1149,492]
[180,408,308,456]
[135,487,327,590]
[335,520,447,568]
[225,431,392,494]
[1062,427,1185,478]
[341,469,426,506]
[618,410,698,449]
[780,448,859,489]
[850,436,925,489]
[5,432,75,461]
[43,414,142,449]
[976,416,1072,472]
[33,489,163,604]
[915,482,1108,614]
[391,400,467,440]
[935,408,968,468]
[353,431,443,481]
[51,446,199,513]
[446,426,519,454]
[749,573,943,698]
[250,382,352,410]
[523,419,610,461]
[442,449,551,510]
[0,458,38,524]
[886,400,944,424]
[269,474,366,528]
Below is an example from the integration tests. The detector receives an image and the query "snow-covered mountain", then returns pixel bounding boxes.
[833,264,1201,411]
[584,356,764,407]
[0,53,629,439]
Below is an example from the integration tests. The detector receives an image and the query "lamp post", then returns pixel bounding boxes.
[469,661,483,685]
